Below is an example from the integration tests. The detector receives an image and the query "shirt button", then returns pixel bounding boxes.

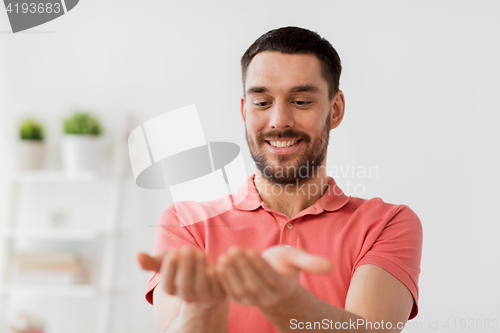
[286,223,293,229]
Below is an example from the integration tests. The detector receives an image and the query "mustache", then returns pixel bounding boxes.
[256,129,311,144]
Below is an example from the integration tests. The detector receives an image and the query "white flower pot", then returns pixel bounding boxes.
[15,140,46,170]
[61,135,102,174]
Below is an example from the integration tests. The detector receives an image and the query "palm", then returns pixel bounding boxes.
[260,245,334,297]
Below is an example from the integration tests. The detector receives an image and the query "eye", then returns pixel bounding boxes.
[253,101,271,108]
[293,101,312,106]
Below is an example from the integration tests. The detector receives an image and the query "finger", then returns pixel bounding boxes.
[159,251,178,295]
[234,250,271,291]
[193,250,209,300]
[217,252,255,305]
[286,248,334,274]
[214,260,231,294]
[176,247,196,301]
[229,250,262,299]
[246,249,283,289]
[137,252,162,272]
[262,246,334,274]
[206,265,225,299]
[237,249,280,307]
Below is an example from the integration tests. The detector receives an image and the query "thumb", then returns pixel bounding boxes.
[136,252,163,272]
[283,248,334,274]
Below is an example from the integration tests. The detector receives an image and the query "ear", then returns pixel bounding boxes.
[240,94,246,124]
[329,90,345,130]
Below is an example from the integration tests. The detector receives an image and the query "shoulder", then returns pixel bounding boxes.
[158,194,236,227]
[345,196,422,235]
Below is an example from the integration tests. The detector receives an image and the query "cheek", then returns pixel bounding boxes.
[294,115,320,133]
[245,114,267,135]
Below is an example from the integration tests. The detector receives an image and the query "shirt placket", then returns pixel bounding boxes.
[261,202,309,248]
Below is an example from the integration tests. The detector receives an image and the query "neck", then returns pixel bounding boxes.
[253,163,329,219]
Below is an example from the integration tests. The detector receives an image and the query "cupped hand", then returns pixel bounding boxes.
[214,245,333,309]
[137,246,226,305]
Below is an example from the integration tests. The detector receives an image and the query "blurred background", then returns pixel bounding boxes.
[0,0,499,332]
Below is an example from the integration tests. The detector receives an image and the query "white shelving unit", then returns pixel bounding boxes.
[0,119,129,333]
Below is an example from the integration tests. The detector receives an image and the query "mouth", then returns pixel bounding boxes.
[265,139,302,154]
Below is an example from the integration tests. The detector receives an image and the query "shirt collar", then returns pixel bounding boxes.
[232,175,261,211]
[233,174,350,213]
[318,176,351,211]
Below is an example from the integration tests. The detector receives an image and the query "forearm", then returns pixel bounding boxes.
[260,286,373,333]
[166,300,230,333]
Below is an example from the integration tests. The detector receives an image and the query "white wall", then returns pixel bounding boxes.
[1,0,499,332]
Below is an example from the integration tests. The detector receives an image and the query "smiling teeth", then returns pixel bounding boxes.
[270,140,298,148]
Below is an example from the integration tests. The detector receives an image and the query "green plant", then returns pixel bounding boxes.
[19,118,45,141]
[63,111,104,136]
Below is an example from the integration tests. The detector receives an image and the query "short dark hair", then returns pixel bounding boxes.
[241,26,342,100]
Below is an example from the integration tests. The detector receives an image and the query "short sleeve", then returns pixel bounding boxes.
[144,204,202,305]
[354,205,423,320]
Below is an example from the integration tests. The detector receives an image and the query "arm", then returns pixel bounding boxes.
[152,285,182,332]
[138,247,229,333]
[344,264,414,331]
[215,245,413,333]
[152,283,229,333]
[262,264,413,332]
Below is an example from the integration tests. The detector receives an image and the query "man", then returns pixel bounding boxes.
[138,26,422,333]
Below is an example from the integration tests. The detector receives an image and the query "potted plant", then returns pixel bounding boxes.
[16,118,46,170]
[61,111,104,174]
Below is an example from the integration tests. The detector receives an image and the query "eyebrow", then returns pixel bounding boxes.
[246,84,321,95]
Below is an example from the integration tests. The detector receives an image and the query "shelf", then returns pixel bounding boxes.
[3,228,104,241]
[10,170,107,183]
[0,120,129,333]
[0,283,97,297]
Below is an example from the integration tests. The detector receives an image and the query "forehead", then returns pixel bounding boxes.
[245,51,327,94]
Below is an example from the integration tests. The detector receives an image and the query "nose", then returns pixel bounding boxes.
[268,100,294,129]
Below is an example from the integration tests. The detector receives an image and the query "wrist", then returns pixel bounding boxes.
[259,285,308,315]
[169,299,229,333]
[183,298,230,313]
[183,299,229,311]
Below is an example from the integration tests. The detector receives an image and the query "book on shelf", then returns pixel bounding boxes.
[9,251,84,285]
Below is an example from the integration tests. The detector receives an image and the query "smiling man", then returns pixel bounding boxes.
[138,26,423,333]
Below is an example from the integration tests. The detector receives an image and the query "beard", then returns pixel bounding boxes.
[245,112,331,185]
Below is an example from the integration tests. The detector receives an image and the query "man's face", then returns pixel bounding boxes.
[241,51,341,185]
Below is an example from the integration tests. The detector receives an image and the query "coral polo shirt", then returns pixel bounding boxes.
[145,175,423,332]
